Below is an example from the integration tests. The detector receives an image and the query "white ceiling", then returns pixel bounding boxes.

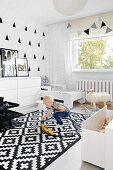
[0,0,113,25]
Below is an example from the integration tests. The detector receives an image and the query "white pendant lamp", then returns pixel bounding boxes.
[53,0,87,16]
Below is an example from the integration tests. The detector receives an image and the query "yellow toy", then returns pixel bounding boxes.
[41,124,56,136]
[99,117,110,133]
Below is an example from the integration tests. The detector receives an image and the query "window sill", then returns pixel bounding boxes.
[73,69,113,73]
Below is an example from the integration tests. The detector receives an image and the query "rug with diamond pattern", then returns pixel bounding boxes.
[0,111,86,170]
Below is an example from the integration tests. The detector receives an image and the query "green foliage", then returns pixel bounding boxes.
[78,39,109,69]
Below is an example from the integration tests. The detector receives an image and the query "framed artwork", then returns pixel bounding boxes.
[0,48,18,77]
[16,58,29,77]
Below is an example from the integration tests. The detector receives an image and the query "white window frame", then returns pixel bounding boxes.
[70,34,113,73]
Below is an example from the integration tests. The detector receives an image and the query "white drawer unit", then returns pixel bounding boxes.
[0,89,17,103]
[0,77,41,109]
[18,87,41,98]
[17,77,41,89]
[0,79,17,90]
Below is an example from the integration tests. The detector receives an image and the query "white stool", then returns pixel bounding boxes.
[36,100,46,112]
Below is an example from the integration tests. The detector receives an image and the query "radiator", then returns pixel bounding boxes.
[76,79,113,101]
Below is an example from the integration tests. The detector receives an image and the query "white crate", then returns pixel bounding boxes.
[81,106,113,169]
[105,119,113,170]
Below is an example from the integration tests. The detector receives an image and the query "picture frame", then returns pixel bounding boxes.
[16,58,29,77]
[0,48,18,77]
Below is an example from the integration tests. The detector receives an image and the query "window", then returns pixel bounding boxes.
[71,35,113,71]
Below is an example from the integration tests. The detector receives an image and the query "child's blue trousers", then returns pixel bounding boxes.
[53,111,69,125]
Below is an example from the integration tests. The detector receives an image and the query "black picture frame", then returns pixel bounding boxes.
[0,48,18,77]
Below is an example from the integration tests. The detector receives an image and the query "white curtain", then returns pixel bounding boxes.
[48,22,75,89]
[64,28,75,89]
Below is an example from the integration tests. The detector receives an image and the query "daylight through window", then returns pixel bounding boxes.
[71,35,113,71]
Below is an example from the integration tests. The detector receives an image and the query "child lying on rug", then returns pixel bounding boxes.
[42,95,70,128]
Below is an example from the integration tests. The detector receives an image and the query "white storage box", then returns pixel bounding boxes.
[105,119,113,170]
[81,106,113,169]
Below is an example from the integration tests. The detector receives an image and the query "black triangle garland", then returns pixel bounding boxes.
[105,27,112,34]
[101,21,106,28]
[76,18,113,37]
[91,23,97,29]
[28,67,31,71]
[29,41,31,45]
[42,56,44,60]
[18,38,21,43]
[0,17,3,23]
[67,23,71,29]
[25,26,28,31]
[34,29,37,34]
[13,22,16,27]
[77,31,82,36]
[24,53,26,58]
[38,43,40,47]
[37,67,40,71]
[34,54,36,59]
[84,29,89,35]
[5,35,9,40]
[43,32,45,36]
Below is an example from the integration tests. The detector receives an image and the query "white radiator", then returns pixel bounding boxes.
[76,80,113,101]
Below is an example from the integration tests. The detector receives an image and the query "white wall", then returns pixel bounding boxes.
[0,15,49,78]
[48,12,113,89]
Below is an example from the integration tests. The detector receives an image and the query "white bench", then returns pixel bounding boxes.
[40,90,85,109]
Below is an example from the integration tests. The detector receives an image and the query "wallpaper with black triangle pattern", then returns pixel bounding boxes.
[0,17,47,77]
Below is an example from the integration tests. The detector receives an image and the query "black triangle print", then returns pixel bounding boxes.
[28,67,31,71]
[29,41,31,45]
[84,29,89,35]
[34,29,37,34]
[42,56,44,60]
[25,26,28,31]
[24,53,26,58]
[101,21,106,28]
[18,38,21,43]
[91,23,97,29]
[0,17,3,23]
[37,67,40,71]
[105,27,112,34]
[13,22,16,27]
[43,32,45,36]
[5,35,9,40]
[34,54,36,59]
[38,43,40,47]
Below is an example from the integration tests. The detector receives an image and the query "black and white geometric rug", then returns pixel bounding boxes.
[0,111,86,170]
